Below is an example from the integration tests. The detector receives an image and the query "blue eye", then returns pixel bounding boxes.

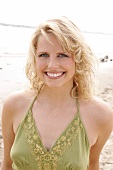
[38,53,49,57]
[58,53,68,58]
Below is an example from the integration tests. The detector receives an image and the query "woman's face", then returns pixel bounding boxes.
[36,33,75,88]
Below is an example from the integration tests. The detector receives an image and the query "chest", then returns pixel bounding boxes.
[32,103,98,150]
[32,106,78,151]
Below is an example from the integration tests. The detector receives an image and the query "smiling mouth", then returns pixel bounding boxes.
[45,72,65,78]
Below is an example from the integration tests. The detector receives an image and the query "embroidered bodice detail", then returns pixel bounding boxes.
[23,110,84,170]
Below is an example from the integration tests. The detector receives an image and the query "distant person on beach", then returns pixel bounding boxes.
[1,16,113,170]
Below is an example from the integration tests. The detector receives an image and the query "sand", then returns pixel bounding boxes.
[0,54,113,169]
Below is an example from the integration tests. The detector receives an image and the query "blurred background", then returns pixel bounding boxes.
[0,0,113,56]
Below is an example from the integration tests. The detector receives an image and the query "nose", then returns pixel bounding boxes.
[48,56,59,69]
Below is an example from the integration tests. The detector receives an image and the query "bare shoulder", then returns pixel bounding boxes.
[2,89,36,125]
[91,96,113,126]
[80,96,113,126]
[2,89,36,133]
[3,89,35,112]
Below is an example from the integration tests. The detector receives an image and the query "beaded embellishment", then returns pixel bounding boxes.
[23,111,83,170]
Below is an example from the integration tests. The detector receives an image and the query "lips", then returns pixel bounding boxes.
[45,72,65,78]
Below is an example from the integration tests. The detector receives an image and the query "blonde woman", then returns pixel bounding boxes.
[1,16,113,170]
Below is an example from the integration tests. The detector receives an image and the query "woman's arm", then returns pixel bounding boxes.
[1,96,15,170]
[88,100,113,170]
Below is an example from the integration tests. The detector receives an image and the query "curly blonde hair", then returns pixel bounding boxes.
[25,16,98,101]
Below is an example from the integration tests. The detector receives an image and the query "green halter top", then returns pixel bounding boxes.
[10,97,90,170]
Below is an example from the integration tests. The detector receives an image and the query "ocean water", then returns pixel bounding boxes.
[0,25,113,59]
[0,26,35,54]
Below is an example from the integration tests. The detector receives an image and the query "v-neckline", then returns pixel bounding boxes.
[30,109,80,153]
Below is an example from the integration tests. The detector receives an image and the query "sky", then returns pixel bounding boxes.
[0,0,113,33]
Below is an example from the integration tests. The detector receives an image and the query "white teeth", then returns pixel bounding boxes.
[47,72,63,77]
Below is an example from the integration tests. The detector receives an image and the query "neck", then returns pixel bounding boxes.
[38,82,73,105]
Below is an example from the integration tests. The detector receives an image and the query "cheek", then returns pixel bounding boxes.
[71,64,76,76]
[68,61,75,78]
[66,60,75,73]
[36,60,46,71]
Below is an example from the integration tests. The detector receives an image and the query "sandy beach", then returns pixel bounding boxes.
[0,54,113,169]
